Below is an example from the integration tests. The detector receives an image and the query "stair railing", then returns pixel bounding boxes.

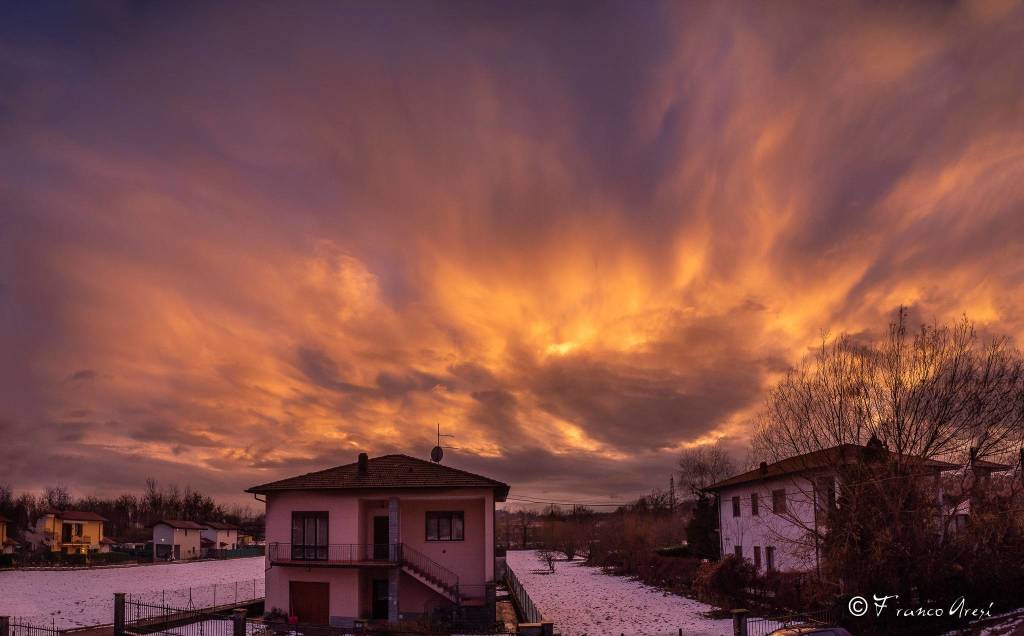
[397,543,460,600]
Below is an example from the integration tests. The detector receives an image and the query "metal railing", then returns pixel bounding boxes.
[5,618,63,636]
[398,544,460,599]
[504,563,542,624]
[746,607,835,636]
[267,543,399,563]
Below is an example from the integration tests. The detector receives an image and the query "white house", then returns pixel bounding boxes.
[706,442,968,575]
[201,521,239,555]
[151,519,204,560]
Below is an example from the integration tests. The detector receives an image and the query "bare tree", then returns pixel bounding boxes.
[678,442,736,497]
[751,309,1024,609]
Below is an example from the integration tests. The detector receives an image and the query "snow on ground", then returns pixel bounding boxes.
[0,557,265,628]
[505,550,733,636]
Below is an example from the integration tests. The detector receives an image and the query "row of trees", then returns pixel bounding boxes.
[0,478,263,542]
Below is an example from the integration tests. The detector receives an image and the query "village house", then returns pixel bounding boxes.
[201,521,240,557]
[151,519,205,560]
[32,510,113,554]
[706,441,1010,574]
[0,514,20,554]
[245,453,509,627]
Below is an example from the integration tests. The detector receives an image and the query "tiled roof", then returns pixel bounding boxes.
[99,537,117,545]
[152,519,206,530]
[706,444,959,491]
[45,510,108,522]
[246,453,510,501]
[203,521,239,530]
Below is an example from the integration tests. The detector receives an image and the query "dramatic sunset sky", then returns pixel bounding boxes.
[2,1,1023,506]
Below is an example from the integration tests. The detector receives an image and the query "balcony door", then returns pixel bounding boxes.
[372,516,389,560]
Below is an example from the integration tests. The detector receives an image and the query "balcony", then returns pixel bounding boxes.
[64,535,93,544]
[267,543,400,567]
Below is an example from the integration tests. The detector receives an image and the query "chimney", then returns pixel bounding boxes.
[357,453,368,475]
[759,461,768,475]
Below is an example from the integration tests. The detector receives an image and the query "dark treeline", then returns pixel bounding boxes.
[0,478,264,541]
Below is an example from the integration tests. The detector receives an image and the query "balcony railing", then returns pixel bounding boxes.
[267,542,400,564]
[64,535,93,544]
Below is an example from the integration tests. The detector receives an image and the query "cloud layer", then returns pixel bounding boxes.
[2,0,1024,505]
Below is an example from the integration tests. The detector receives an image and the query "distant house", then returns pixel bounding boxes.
[33,510,109,554]
[706,441,1010,574]
[0,514,20,554]
[201,521,240,554]
[151,520,205,560]
[246,453,509,627]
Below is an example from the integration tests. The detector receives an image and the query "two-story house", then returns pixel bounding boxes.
[33,510,112,554]
[246,453,510,627]
[152,519,205,560]
[706,442,965,574]
[201,521,240,556]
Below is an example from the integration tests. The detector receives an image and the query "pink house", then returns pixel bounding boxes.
[246,453,510,626]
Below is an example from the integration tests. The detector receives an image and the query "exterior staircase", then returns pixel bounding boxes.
[398,543,462,604]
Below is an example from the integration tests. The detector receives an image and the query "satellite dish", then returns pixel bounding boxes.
[430,445,444,463]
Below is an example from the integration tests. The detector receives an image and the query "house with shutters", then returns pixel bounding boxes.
[31,510,114,554]
[201,521,240,556]
[705,441,1010,575]
[245,453,509,627]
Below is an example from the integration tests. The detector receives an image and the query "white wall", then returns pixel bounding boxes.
[717,474,825,574]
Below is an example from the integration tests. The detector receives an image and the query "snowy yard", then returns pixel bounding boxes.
[0,557,265,628]
[505,550,733,636]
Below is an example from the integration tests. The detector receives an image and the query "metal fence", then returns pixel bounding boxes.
[503,565,542,624]
[746,607,835,636]
[4,618,63,636]
[128,579,265,610]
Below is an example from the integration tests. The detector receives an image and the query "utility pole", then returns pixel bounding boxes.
[669,476,676,513]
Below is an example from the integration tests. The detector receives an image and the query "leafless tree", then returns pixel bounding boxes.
[678,442,736,497]
[750,309,1024,610]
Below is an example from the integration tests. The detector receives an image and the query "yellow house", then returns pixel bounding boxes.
[34,510,111,554]
[0,514,18,555]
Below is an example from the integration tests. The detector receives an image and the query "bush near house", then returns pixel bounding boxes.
[693,555,756,609]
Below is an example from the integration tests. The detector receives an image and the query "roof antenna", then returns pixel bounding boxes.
[431,422,454,463]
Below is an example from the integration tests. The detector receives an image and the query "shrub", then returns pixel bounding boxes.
[693,555,756,608]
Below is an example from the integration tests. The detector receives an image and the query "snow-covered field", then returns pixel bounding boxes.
[505,550,733,636]
[0,557,265,628]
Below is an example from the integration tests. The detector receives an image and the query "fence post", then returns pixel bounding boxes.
[114,593,126,636]
[232,609,247,636]
[731,609,749,636]
[1,615,10,636]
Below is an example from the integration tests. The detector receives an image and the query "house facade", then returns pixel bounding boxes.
[152,520,204,560]
[0,514,18,554]
[32,510,109,554]
[246,453,509,627]
[707,443,964,575]
[201,521,239,556]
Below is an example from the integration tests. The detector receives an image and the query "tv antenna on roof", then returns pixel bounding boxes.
[431,422,455,463]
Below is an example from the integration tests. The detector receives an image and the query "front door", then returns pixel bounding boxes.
[290,581,330,625]
[372,516,389,560]
[173,545,180,560]
[371,579,389,620]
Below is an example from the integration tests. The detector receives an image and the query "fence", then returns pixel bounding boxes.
[503,564,542,625]
[742,607,835,636]
[117,596,515,636]
[128,578,264,611]
[2,618,62,636]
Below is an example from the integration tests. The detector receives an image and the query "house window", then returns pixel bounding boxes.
[772,489,787,514]
[766,546,776,571]
[751,493,759,516]
[426,512,464,541]
[291,512,329,560]
[731,496,741,517]
[734,545,742,559]
[753,546,761,570]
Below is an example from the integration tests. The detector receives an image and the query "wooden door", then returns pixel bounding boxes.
[290,581,330,625]
[372,516,389,560]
